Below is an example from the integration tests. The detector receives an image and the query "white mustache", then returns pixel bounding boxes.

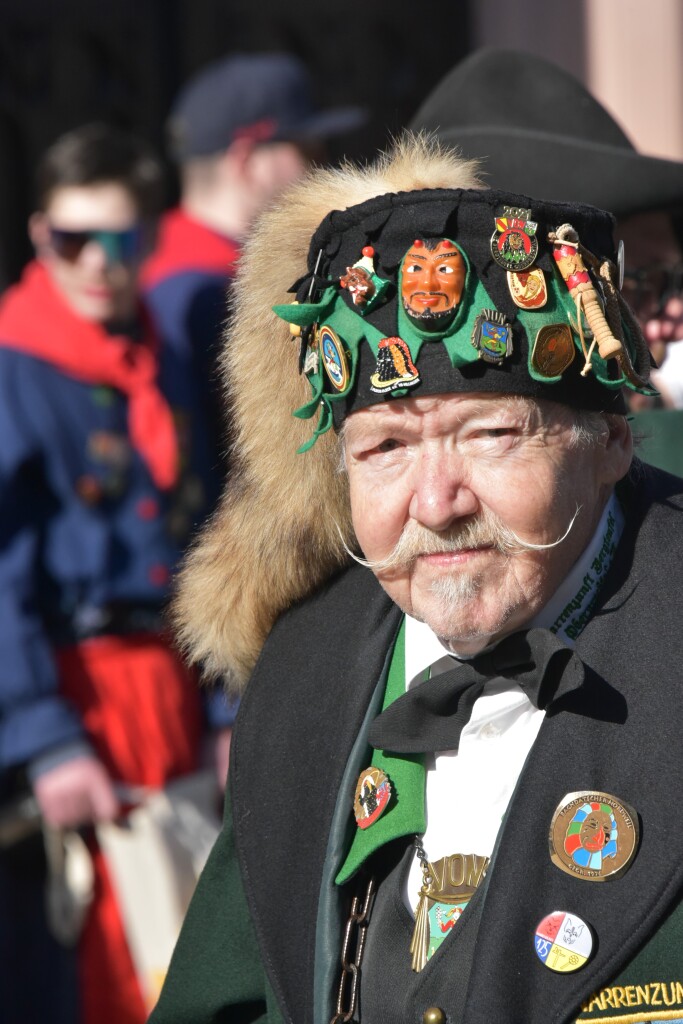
[341,506,581,575]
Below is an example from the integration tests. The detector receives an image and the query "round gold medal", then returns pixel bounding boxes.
[531,324,576,378]
[549,790,639,882]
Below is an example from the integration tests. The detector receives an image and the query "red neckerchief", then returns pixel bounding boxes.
[140,207,240,290]
[0,260,178,490]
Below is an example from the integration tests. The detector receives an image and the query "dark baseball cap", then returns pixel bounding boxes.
[168,52,366,160]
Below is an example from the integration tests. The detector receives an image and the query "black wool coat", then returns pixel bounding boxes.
[152,464,683,1024]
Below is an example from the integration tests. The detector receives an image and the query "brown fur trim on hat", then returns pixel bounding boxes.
[172,133,485,692]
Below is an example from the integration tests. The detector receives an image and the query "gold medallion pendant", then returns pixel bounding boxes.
[410,852,489,971]
[549,790,639,881]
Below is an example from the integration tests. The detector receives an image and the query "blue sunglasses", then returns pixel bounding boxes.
[48,225,144,264]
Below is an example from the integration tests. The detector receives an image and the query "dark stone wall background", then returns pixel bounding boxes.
[0,0,472,288]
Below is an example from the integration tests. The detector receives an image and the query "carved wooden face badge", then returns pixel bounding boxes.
[401,239,465,329]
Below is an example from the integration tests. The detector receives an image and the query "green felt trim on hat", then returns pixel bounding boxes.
[272,286,338,327]
[286,288,388,446]
[335,618,426,886]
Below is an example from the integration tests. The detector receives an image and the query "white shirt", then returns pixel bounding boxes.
[402,494,623,912]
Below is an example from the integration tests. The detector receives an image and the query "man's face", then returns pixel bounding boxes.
[401,240,465,326]
[248,141,314,208]
[617,212,683,359]
[30,183,143,324]
[344,393,631,653]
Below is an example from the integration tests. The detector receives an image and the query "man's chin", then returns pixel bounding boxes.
[412,577,516,652]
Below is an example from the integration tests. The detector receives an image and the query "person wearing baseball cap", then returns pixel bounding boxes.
[149,132,683,1023]
[142,52,365,516]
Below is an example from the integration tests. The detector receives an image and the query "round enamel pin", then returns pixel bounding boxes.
[531,324,576,378]
[507,268,547,309]
[534,911,593,973]
[353,767,391,829]
[490,206,539,272]
[318,325,349,392]
[549,791,639,881]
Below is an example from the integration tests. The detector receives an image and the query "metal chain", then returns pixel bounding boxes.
[329,875,376,1024]
[414,833,433,894]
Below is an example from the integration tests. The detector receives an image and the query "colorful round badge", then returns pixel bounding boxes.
[353,767,391,829]
[549,790,639,882]
[534,911,593,973]
[318,325,349,392]
[490,206,539,272]
[531,324,576,379]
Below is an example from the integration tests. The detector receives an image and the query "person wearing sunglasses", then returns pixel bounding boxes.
[0,123,232,1024]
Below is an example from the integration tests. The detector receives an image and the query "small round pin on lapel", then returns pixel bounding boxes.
[353,767,391,829]
[534,911,593,973]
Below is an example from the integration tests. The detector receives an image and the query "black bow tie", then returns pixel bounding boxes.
[368,628,586,754]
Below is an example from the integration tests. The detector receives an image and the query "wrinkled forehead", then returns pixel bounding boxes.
[342,391,571,440]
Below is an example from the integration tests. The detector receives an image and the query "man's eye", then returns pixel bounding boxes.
[479,427,516,439]
[376,438,401,453]
[438,264,455,274]
[406,264,422,274]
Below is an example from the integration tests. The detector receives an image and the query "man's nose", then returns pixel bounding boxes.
[408,451,479,530]
[80,240,111,270]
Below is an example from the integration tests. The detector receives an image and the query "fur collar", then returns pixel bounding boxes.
[172,135,484,691]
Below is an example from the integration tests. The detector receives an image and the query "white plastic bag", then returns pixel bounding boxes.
[96,770,221,1010]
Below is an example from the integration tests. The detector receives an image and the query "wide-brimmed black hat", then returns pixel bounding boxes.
[410,49,683,218]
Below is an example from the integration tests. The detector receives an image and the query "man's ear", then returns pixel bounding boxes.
[220,137,257,182]
[28,212,50,253]
[602,414,633,485]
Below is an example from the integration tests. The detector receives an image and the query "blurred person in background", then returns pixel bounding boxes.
[141,52,365,511]
[0,123,230,1024]
[410,48,683,412]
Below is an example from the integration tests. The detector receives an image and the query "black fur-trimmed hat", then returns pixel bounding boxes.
[275,185,653,450]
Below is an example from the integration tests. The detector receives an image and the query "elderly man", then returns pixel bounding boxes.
[151,136,682,1024]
